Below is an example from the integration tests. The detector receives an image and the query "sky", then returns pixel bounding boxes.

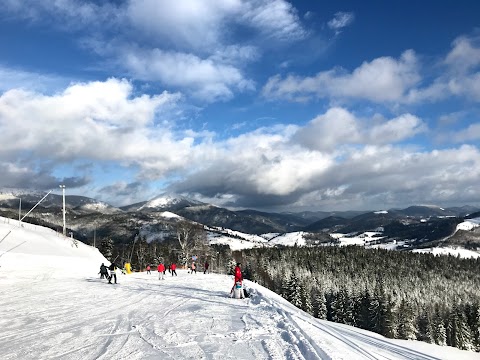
[1,216,478,360]
[1,1,480,212]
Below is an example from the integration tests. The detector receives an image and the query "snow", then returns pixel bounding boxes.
[267,231,307,246]
[412,246,480,259]
[0,193,17,200]
[159,211,182,219]
[374,210,388,214]
[457,218,480,231]
[139,193,202,210]
[0,217,479,360]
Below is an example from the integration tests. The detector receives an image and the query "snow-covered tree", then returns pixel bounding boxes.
[99,237,114,260]
[313,290,327,320]
[175,221,205,268]
[287,273,302,308]
[397,299,416,340]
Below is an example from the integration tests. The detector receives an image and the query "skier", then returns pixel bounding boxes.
[99,263,108,279]
[231,262,244,298]
[108,263,117,284]
[204,261,209,274]
[157,263,165,280]
[171,262,177,276]
[190,261,196,274]
[146,265,151,274]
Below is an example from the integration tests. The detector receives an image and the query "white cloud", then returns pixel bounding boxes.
[292,107,426,152]
[406,34,480,103]
[2,0,305,104]
[0,80,478,209]
[122,48,255,102]
[444,35,480,73]
[262,33,480,105]
[126,0,242,51]
[449,123,480,143]
[0,0,120,30]
[262,50,420,103]
[368,113,426,143]
[327,11,354,34]
[0,78,185,167]
[240,0,306,41]
[292,107,359,151]
[0,66,69,94]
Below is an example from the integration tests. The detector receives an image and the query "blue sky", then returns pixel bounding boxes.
[0,0,480,212]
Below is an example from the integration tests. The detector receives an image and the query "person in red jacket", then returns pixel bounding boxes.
[234,262,243,283]
[231,262,243,295]
[170,263,177,276]
[157,263,165,280]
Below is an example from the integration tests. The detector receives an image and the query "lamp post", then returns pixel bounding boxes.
[59,185,66,236]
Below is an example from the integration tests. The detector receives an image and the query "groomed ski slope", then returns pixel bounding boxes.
[0,217,478,360]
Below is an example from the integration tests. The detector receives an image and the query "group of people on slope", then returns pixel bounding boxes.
[145,262,178,279]
[188,261,209,274]
[157,262,178,279]
[98,262,119,284]
[100,260,247,297]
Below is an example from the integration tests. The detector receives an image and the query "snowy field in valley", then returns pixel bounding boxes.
[0,217,479,360]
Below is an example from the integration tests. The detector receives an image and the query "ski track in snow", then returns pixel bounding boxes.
[0,271,478,359]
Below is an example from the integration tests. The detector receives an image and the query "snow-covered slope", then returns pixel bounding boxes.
[0,218,478,359]
[138,193,203,211]
[0,217,107,279]
[457,217,480,231]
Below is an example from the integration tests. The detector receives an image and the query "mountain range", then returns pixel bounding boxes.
[1,189,479,251]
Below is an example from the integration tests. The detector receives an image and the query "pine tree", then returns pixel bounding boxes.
[416,307,434,343]
[464,302,480,351]
[300,283,313,315]
[448,305,474,350]
[99,237,114,260]
[358,289,374,331]
[287,273,302,308]
[280,270,290,299]
[313,290,327,320]
[397,299,416,340]
[432,305,447,346]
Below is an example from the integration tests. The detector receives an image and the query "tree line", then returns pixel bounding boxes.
[235,245,480,352]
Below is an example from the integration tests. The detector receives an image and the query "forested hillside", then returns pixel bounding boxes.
[235,246,480,351]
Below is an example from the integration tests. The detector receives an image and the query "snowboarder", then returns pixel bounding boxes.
[146,265,151,274]
[204,261,209,274]
[190,261,196,274]
[99,263,108,279]
[108,263,117,284]
[157,263,165,280]
[171,263,177,276]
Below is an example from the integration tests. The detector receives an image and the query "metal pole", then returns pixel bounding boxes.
[18,198,21,223]
[60,185,66,236]
[93,225,96,248]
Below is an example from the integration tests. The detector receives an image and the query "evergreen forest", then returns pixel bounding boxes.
[234,245,480,352]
